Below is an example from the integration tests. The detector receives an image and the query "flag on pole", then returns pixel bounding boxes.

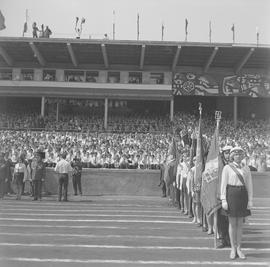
[161,22,164,41]
[256,27,259,46]
[201,125,222,216]
[209,20,212,43]
[23,9,28,36]
[231,23,235,43]
[0,10,6,31]
[194,111,204,192]
[137,13,140,40]
[113,10,116,40]
[185,18,188,41]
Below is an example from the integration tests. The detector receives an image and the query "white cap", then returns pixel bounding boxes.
[222,145,233,152]
[230,147,244,154]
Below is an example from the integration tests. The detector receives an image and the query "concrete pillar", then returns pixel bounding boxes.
[170,98,174,122]
[104,98,108,130]
[41,96,45,117]
[56,101,59,122]
[233,96,238,128]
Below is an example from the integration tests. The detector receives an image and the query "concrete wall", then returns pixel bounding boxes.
[44,168,161,196]
[20,168,270,198]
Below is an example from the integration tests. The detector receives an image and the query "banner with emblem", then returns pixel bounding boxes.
[172,72,270,98]
[172,72,219,96]
[201,123,221,216]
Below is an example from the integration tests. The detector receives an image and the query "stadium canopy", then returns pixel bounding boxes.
[0,37,269,72]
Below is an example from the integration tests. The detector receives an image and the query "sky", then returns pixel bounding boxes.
[0,0,270,44]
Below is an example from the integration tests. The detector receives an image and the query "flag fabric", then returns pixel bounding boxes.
[231,24,235,32]
[209,21,212,42]
[201,126,222,216]
[23,22,27,33]
[0,10,6,31]
[185,18,188,35]
[161,22,164,41]
[193,118,204,192]
[164,138,178,187]
[137,13,140,40]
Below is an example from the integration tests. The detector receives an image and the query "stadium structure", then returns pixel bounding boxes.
[0,37,270,128]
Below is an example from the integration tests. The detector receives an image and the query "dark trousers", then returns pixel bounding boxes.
[33,180,42,200]
[72,175,82,195]
[14,173,24,200]
[5,178,13,194]
[175,188,181,209]
[0,177,5,198]
[58,174,68,201]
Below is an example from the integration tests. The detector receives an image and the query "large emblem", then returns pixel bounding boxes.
[223,74,270,97]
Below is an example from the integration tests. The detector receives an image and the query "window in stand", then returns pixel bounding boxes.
[107,72,120,83]
[150,73,164,84]
[0,69,12,80]
[86,71,98,82]
[43,69,56,81]
[21,69,34,81]
[65,70,84,82]
[128,72,142,84]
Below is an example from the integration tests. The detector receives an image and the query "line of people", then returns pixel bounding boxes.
[160,145,253,260]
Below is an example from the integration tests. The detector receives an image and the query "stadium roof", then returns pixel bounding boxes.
[0,37,270,72]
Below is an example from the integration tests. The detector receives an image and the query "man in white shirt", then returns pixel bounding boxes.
[54,152,73,201]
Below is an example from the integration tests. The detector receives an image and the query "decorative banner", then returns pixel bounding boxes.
[222,74,270,97]
[172,72,270,98]
[172,73,219,96]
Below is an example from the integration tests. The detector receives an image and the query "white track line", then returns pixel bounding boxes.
[0,218,192,223]
[0,212,191,219]
[1,243,270,251]
[0,257,269,266]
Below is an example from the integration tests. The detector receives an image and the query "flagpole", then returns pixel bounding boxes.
[256,27,259,47]
[137,13,139,41]
[161,22,164,41]
[113,10,115,40]
[209,21,212,43]
[214,110,222,249]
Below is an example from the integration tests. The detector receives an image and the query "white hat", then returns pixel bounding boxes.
[230,147,244,154]
[222,145,233,152]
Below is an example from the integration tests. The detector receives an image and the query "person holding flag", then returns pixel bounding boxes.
[193,103,205,223]
[163,137,178,204]
[201,111,222,241]
[220,147,253,259]
[217,145,232,248]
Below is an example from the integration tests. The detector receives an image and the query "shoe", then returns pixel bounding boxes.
[202,227,208,232]
[230,250,236,260]
[207,229,214,235]
[217,242,226,249]
[191,218,196,224]
[184,211,188,215]
[236,247,246,259]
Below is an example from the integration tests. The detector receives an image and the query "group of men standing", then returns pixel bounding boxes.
[0,151,83,202]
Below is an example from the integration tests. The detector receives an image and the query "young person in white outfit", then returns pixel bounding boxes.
[220,147,253,260]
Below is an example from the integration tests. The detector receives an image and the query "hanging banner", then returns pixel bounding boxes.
[172,72,270,97]
[222,74,270,97]
[172,73,219,96]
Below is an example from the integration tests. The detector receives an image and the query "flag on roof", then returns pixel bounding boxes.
[0,11,6,31]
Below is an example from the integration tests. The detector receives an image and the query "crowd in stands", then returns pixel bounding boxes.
[0,110,269,171]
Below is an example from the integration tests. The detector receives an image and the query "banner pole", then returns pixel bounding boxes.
[214,110,222,248]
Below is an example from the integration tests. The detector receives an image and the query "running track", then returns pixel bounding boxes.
[0,195,269,267]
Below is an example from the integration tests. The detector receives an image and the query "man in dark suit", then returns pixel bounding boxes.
[158,161,166,197]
